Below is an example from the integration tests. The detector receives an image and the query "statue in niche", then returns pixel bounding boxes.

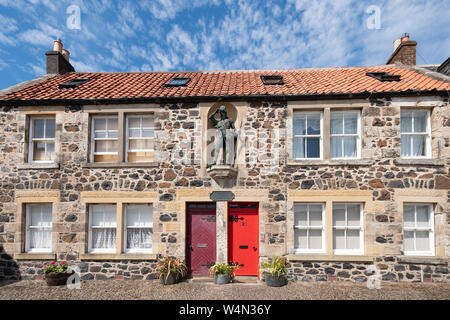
[209,105,237,166]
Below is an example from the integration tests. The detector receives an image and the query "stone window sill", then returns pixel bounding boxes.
[394,159,444,166]
[14,253,57,260]
[81,162,159,169]
[17,163,60,170]
[287,254,374,263]
[397,256,448,265]
[287,159,372,166]
[80,253,158,261]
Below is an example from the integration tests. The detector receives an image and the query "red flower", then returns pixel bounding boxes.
[51,261,55,265]
[62,261,67,264]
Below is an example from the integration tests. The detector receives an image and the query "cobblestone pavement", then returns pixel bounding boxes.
[0,280,449,300]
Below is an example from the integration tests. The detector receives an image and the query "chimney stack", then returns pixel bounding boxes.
[45,38,75,74]
[386,33,417,66]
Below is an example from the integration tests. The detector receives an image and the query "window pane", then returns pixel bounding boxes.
[94,118,106,131]
[33,119,45,138]
[293,114,306,136]
[294,229,307,249]
[343,137,356,158]
[293,137,305,159]
[401,135,412,157]
[128,117,141,128]
[333,230,345,250]
[309,205,322,226]
[416,205,430,228]
[95,131,107,139]
[92,228,116,249]
[30,229,51,249]
[129,139,153,151]
[416,231,430,251]
[142,116,154,128]
[45,119,55,138]
[306,138,320,158]
[333,205,345,226]
[294,204,307,226]
[401,112,413,133]
[46,142,55,160]
[91,205,116,227]
[129,128,141,138]
[107,118,118,131]
[33,142,46,161]
[346,230,360,249]
[331,137,342,158]
[309,230,322,249]
[331,113,343,134]
[347,205,361,227]
[412,135,426,157]
[344,113,358,134]
[404,231,415,251]
[307,114,320,135]
[30,205,52,227]
[127,228,153,250]
[403,206,415,228]
[413,112,427,133]
[142,129,154,138]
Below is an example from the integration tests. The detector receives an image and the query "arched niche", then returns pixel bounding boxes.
[206,102,239,166]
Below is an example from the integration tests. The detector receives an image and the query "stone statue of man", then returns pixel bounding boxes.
[209,106,237,165]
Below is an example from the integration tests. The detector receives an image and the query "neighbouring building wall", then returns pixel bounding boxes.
[0,96,449,283]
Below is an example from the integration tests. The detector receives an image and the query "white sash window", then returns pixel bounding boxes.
[124,204,153,253]
[89,204,117,253]
[293,112,322,159]
[26,204,52,253]
[401,110,431,158]
[330,111,360,159]
[126,115,154,162]
[333,203,363,254]
[294,203,325,253]
[91,116,118,163]
[403,204,434,256]
[29,117,55,163]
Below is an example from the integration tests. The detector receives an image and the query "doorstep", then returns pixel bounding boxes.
[186,275,263,285]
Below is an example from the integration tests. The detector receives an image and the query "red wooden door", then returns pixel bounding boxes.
[186,203,216,275]
[228,203,259,276]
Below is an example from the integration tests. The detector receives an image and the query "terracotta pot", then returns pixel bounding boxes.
[160,272,179,285]
[264,273,287,287]
[45,272,74,287]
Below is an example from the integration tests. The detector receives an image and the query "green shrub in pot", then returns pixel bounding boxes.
[260,256,288,287]
[209,263,238,284]
[157,257,188,285]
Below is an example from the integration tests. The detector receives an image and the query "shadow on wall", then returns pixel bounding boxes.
[0,245,21,287]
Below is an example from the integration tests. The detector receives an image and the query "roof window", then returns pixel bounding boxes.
[58,78,90,89]
[261,75,284,85]
[366,72,401,82]
[166,77,190,87]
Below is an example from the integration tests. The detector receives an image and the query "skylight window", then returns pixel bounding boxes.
[366,72,401,82]
[58,78,90,89]
[261,75,284,85]
[166,77,190,87]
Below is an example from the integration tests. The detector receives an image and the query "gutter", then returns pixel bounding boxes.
[0,90,449,107]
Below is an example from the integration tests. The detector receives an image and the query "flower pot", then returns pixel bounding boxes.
[160,272,179,285]
[214,274,231,284]
[264,274,287,287]
[45,272,74,287]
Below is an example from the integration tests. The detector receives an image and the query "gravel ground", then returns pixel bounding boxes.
[0,280,449,300]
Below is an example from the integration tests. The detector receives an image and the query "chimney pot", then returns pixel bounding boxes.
[53,39,63,53]
[62,49,70,62]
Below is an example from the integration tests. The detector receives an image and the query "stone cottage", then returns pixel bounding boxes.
[0,35,449,283]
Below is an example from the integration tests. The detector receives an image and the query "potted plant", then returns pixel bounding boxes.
[44,261,73,286]
[260,256,288,287]
[209,263,238,284]
[157,257,187,285]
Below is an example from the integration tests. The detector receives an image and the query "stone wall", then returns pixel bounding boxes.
[0,96,449,283]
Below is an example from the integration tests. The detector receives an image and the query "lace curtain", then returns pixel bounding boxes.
[90,205,117,250]
[126,205,153,251]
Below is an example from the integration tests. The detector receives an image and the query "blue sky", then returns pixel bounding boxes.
[0,0,449,90]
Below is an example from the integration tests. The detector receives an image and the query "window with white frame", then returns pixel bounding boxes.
[333,203,363,254]
[88,204,117,253]
[25,204,52,253]
[403,204,434,256]
[91,116,118,163]
[401,110,431,158]
[330,111,360,159]
[294,203,325,253]
[29,117,55,163]
[293,111,322,159]
[126,115,154,162]
[124,204,153,253]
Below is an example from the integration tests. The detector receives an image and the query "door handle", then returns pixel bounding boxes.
[253,246,257,251]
